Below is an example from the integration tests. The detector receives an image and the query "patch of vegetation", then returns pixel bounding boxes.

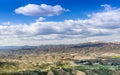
[106,56,120,59]
[75,65,120,75]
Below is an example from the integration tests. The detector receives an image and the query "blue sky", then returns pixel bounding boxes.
[0,0,120,46]
[0,0,120,23]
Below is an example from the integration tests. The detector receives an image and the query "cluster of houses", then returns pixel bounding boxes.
[74,58,120,66]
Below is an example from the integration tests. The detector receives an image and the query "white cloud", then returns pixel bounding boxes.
[15,4,68,16]
[101,4,113,11]
[0,4,120,46]
[36,17,46,22]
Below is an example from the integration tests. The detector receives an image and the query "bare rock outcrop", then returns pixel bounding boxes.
[74,70,86,75]
[47,71,54,75]
[56,68,71,75]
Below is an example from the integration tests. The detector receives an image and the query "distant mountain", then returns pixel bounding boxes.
[71,42,105,48]
[0,46,37,50]
[0,42,120,56]
[0,46,21,49]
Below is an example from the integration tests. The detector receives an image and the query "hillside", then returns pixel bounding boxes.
[0,42,120,75]
[0,42,119,55]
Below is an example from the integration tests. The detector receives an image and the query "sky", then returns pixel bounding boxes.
[0,0,120,46]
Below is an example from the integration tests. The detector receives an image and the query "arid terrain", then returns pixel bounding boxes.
[0,42,120,75]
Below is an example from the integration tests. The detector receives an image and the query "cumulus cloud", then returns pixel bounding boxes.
[0,4,120,46]
[36,17,46,22]
[15,4,68,16]
[101,4,113,11]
